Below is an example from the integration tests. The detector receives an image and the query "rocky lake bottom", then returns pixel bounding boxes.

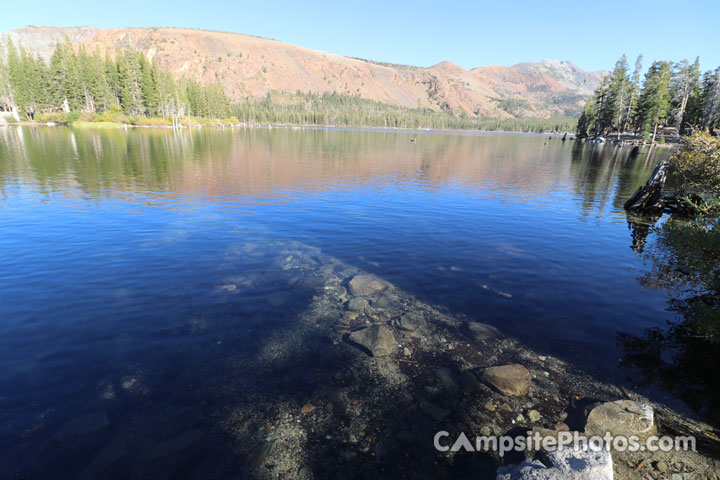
[4,239,718,479]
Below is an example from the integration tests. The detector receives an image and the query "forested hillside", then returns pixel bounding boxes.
[0,37,575,132]
[1,26,604,119]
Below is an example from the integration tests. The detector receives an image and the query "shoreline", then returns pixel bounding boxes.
[3,121,576,138]
[581,132,684,148]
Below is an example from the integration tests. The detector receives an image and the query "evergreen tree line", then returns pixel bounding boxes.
[232,91,576,133]
[0,38,230,121]
[577,54,720,142]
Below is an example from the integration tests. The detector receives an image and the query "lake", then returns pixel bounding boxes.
[0,126,674,478]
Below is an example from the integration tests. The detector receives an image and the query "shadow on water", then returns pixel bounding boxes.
[2,127,718,478]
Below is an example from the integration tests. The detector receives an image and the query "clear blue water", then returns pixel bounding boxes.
[0,126,672,477]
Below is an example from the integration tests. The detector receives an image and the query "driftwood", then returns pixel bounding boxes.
[624,159,704,216]
[624,160,669,214]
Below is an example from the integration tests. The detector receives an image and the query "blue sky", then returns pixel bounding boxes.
[2,0,719,73]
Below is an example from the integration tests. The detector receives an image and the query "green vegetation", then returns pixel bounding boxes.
[577,55,720,142]
[671,131,720,195]
[231,91,576,132]
[0,36,230,123]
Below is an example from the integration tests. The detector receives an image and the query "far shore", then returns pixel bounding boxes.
[2,120,577,138]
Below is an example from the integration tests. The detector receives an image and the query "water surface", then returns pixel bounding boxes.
[0,126,671,477]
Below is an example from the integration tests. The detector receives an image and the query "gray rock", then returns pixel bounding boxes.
[655,460,668,473]
[372,293,396,309]
[346,297,369,312]
[392,312,426,332]
[420,401,450,422]
[528,410,541,422]
[496,447,613,480]
[348,325,396,356]
[55,410,109,443]
[436,367,460,392]
[348,274,392,297]
[467,322,503,341]
[481,364,532,397]
[585,400,657,443]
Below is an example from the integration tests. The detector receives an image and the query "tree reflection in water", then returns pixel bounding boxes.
[619,214,720,424]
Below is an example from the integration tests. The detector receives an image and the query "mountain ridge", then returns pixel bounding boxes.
[1,25,605,118]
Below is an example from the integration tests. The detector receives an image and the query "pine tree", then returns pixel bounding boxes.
[669,57,700,132]
[0,44,13,113]
[116,50,145,116]
[636,61,672,143]
[606,54,629,137]
[104,53,121,107]
[138,53,159,117]
[576,100,595,138]
[592,76,611,135]
[622,55,643,133]
[700,68,720,130]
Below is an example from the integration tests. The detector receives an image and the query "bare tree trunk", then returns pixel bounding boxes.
[623,94,634,133]
[651,123,659,145]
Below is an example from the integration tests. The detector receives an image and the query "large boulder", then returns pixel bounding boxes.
[481,364,531,397]
[348,325,396,356]
[348,274,392,297]
[496,447,613,480]
[585,400,657,442]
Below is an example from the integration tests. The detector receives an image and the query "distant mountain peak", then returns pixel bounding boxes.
[430,60,465,72]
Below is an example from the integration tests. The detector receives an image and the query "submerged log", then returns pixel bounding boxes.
[624,160,669,214]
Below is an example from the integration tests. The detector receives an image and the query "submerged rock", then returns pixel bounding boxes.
[467,322,502,341]
[54,410,109,443]
[585,400,657,442]
[347,274,392,297]
[79,435,132,480]
[372,293,397,309]
[247,439,276,468]
[346,297,369,312]
[420,401,450,422]
[148,430,204,460]
[436,367,460,392]
[481,364,531,397]
[348,325,396,356]
[496,447,613,480]
[392,312,426,332]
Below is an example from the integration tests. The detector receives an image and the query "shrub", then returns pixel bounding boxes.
[670,131,720,194]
